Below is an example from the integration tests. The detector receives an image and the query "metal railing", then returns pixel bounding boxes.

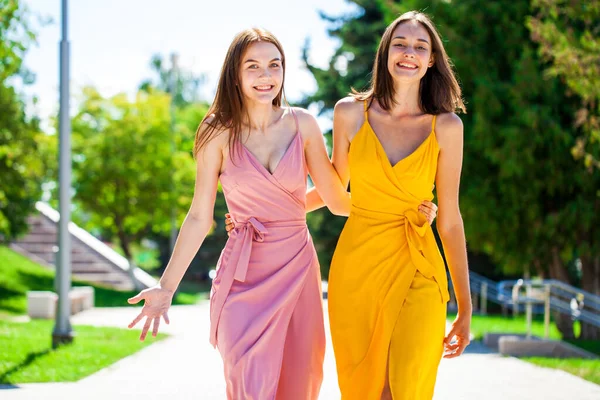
[449,272,600,338]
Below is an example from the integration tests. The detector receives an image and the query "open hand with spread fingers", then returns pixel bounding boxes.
[443,314,471,358]
[127,285,174,341]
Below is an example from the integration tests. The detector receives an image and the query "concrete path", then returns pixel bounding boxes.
[2,302,599,399]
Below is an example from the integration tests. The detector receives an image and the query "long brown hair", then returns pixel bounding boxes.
[193,28,288,157]
[353,11,466,114]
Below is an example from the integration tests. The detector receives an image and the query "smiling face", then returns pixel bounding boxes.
[238,41,284,106]
[387,20,434,84]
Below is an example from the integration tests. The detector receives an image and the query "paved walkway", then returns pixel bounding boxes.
[2,302,599,399]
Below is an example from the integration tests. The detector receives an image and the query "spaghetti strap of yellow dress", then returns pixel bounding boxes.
[328,100,450,399]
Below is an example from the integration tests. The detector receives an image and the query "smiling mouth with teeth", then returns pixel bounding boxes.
[254,85,274,91]
[398,63,418,69]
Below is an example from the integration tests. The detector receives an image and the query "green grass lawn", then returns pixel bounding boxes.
[523,357,600,385]
[0,319,166,384]
[0,246,207,316]
[448,312,563,341]
[448,312,600,385]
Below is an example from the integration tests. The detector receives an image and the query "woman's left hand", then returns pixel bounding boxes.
[418,200,438,225]
[443,314,471,358]
[225,213,235,235]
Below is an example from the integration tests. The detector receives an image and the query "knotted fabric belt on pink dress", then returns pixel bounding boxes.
[209,216,307,347]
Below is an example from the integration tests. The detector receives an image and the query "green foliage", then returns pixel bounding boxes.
[301,0,386,112]
[139,53,204,108]
[0,0,44,240]
[0,319,165,384]
[527,0,600,171]
[523,357,600,385]
[69,87,199,260]
[40,50,224,275]
[448,312,563,341]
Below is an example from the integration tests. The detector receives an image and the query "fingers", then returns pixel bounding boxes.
[422,208,435,225]
[421,200,437,211]
[443,327,470,359]
[163,312,170,325]
[426,201,438,212]
[140,317,152,341]
[444,328,455,345]
[443,338,469,359]
[224,213,235,235]
[152,317,160,337]
[128,312,144,329]
[127,292,144,304]
[418,202,438,225]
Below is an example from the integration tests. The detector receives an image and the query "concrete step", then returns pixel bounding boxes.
[16,233,58,244]
[11,206,156,291]
[71,263,119,274]
[73,272,133,289]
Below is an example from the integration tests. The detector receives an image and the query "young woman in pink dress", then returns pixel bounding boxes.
[126,28,437,399]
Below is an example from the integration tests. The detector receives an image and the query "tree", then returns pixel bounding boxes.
[139,53,204,108]
[304,0,600,339]
[70,87,199,286]
[0,0,44,241]
[301,0,387,112]
[526,0,600,337]
[527,0,600,171]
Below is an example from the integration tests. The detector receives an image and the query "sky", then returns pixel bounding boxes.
[22,0,358,130]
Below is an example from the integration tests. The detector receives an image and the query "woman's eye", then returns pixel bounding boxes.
[394,43,404,47]
[270,63,280,68]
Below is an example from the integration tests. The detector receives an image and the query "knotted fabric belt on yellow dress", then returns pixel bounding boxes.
[350,205,449,302]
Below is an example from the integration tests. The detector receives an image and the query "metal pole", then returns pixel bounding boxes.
[52,0,74,348]
[526,283,532,339]
[512,280,522,318]
[544,284,551,339]
[168,53,179,254]
[481,282,488,316]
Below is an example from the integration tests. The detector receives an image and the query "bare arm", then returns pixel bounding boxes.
[306,187,329,213]
[159,131,224,291]
[331,98,359,189]
[298,109,350,216]
[434,113,471,357]
[305,99,358,214]
[127,124,225,340]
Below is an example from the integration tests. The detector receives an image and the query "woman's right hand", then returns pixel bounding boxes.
[127,285,174,341]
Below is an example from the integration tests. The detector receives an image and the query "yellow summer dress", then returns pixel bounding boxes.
[328,101,450,399]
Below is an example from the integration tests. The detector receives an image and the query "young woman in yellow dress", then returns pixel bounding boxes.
[325,11,472,399]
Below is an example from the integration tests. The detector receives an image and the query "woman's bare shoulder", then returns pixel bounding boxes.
[435,113,463,140]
